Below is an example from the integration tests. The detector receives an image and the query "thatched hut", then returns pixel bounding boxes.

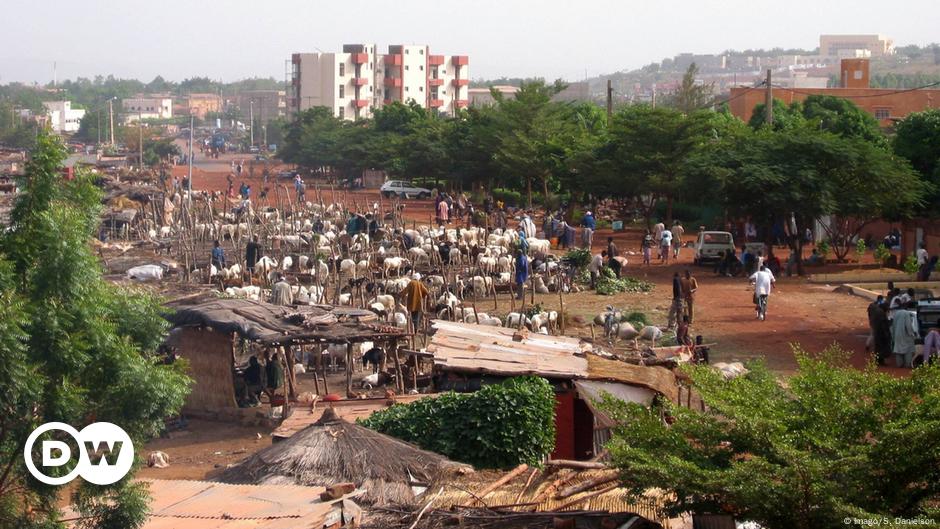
[216,407,470,506]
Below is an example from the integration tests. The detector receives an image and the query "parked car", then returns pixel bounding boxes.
[380,180,431,199]
[693,231,735,265]
[277,170,300,179]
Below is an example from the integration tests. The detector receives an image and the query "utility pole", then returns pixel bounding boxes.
[138,109,143,173]
[97,109,101,145]
[249,99,254,146]
[765,69,773,127]
[606,79,613,121]
[651,86,657,108]
[188,115,194,193]
[108,99,115,145]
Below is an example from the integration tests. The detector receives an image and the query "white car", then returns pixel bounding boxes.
[693,231,735,265]
[380,180,431,199]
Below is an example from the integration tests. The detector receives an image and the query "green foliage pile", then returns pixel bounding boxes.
[622,311,650,329]
[562,248,592,269]
[360,377,556,469]
[874,243,892,266]
[596,267,654,296]
[0,131,190,528]
[604,345,940,529]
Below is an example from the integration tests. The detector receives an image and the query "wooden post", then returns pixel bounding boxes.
[391,340,404,393]
[558,268,566,335]
[345,342,354,397]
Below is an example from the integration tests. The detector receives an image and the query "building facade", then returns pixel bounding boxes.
[232,89,287,125]
[729,59,938,126]
[122,97,173,121]
[819,34,894,57]
[290,43,469,120]
[185,93,222,120]
[42,101,85,133]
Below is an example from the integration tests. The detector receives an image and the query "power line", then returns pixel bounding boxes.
[768,80,940,99]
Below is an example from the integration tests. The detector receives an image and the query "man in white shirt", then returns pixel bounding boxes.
[588,251,605,290]
[660,228,673,263]
[916,241,928,266]
[520,214,536,240]
[749,265,775,320]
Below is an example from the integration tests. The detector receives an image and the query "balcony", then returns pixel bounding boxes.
[452,78,469,87]
[455,99,469,108]
[353,77,369,86]
[429,99,444,108]
[428,78,444,87]
[428,55,445,66]
[383,98,395,105]
[351,53,368,64]
[352,99,370,109]
[383,54,403,66]
[383,77,402,88]
[452,55,469,66]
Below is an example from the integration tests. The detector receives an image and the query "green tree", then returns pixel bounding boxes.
[894,109,940,210]
[663,63,715,114]
[801,95,886,146]
[606,105,720,226]
[604,346,940,529]
[0,130,190,528]
[747,99,807,131]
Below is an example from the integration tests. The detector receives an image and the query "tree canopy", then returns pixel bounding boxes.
[0,130,190,528]
[894,108,940,211]
[605,346,940,529]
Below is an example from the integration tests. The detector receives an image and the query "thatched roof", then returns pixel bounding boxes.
[216,408,470,506]
[164,298,405,345]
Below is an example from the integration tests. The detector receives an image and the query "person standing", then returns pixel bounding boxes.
[641,230,653,266]
[667,272,684,329]
[581,210,596,249]
[263,350,283,400]
[891,301,918,368]
[437,198,449,226]
[867,296,891,365]
[401,272,430,332]
[672,221,684,260]
[660,227,673,264]
[680,269,698,324]
[520,213,536,239]
[245,236,262,274]
[917,241,928,268]
[271,274,294,306]
[211,240,226,270]
[514,249,529,300]
[653,221,665,247]
[607,237,621,278]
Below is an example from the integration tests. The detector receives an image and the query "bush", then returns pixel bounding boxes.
[491,188,523,207]
[874,243,891,266]
[359,377,556,469]
[904,253,920,275]
[562,248,592,269]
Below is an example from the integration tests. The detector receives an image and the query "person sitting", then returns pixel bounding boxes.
[806,248,824,266]
[242,356,263,406]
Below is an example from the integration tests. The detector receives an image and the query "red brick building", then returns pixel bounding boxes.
[729,59,940,126]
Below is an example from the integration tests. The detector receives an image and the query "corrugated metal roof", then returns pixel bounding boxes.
[428,320,590,379]
[133,479,355,529]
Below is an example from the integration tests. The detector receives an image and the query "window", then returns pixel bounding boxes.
[419,49,424,55]
[874,108,890,119]
[420,65,424,71]
[405,49,409,54]
[405,65,409,71]
[369,62,373,69]
[442,89,446,95]
[338,107,345,119]
[339,85,345,98]
[339,63,345,76]
[370,86,373,93]
[419,86,424,92]
[405,86,410,92]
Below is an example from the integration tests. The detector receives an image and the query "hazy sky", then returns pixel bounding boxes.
[2,0,937,84]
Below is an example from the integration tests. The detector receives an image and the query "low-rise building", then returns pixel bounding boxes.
[42,101,85,133]
[729,59,940,126]
[185,93,222,120]
[122,96,173,122]
[820,34,893,57]
[468,85,519,107]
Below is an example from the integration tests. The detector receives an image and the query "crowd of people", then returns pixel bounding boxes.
[867,281,939,369]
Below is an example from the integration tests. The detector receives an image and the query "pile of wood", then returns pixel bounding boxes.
[363,458,667,529]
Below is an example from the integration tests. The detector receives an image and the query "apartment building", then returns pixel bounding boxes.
[819,34,894,57]
[290,43,469,120]
[185,93,222,120]
[232,89,287,124]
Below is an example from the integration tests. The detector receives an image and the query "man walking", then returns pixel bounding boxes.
[672,221,684,260]
[581,210,596,249]
[271,274,294,306]
[588,251,604,290]
[867,295,891,365]
[211,240,226,270]
[660,226,673,264]
[245,236,262,274]
[401,272,430,332]
[514,249,530,300]
[680,269,698,324]
[749,264,775,321]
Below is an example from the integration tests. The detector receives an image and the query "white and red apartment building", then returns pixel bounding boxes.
[290,43,469,120]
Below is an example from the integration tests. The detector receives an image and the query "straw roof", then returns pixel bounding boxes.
[165,297,404,345]
[216,408,470,506]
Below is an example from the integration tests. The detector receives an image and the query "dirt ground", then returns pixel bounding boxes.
[139,151,904,482]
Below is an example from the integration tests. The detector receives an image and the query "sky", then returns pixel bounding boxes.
[2,0,938,84]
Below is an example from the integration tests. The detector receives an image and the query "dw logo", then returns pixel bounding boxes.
[23,422,134,486]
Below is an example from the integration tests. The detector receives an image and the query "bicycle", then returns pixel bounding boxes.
[755,294,768,321]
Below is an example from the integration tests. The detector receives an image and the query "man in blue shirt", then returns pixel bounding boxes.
[211,240,226,270]
[581,211,596,249]
[515,249,529,300]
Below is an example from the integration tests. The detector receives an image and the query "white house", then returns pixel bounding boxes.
[42,101,85,134]
[122,97,173,122]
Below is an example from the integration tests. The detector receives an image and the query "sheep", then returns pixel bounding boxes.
[528,238,551,254]
[408,247,430,267]
[382,256,408,277]
[255,256,277,276]
[505,312,530,329]
[391,312,409,330]
[356,259,371,278]
[339,258,357,278]
[533,276,550,294]
[281,255,294,271]
[370,294,397,313]
[470,276,494,297]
